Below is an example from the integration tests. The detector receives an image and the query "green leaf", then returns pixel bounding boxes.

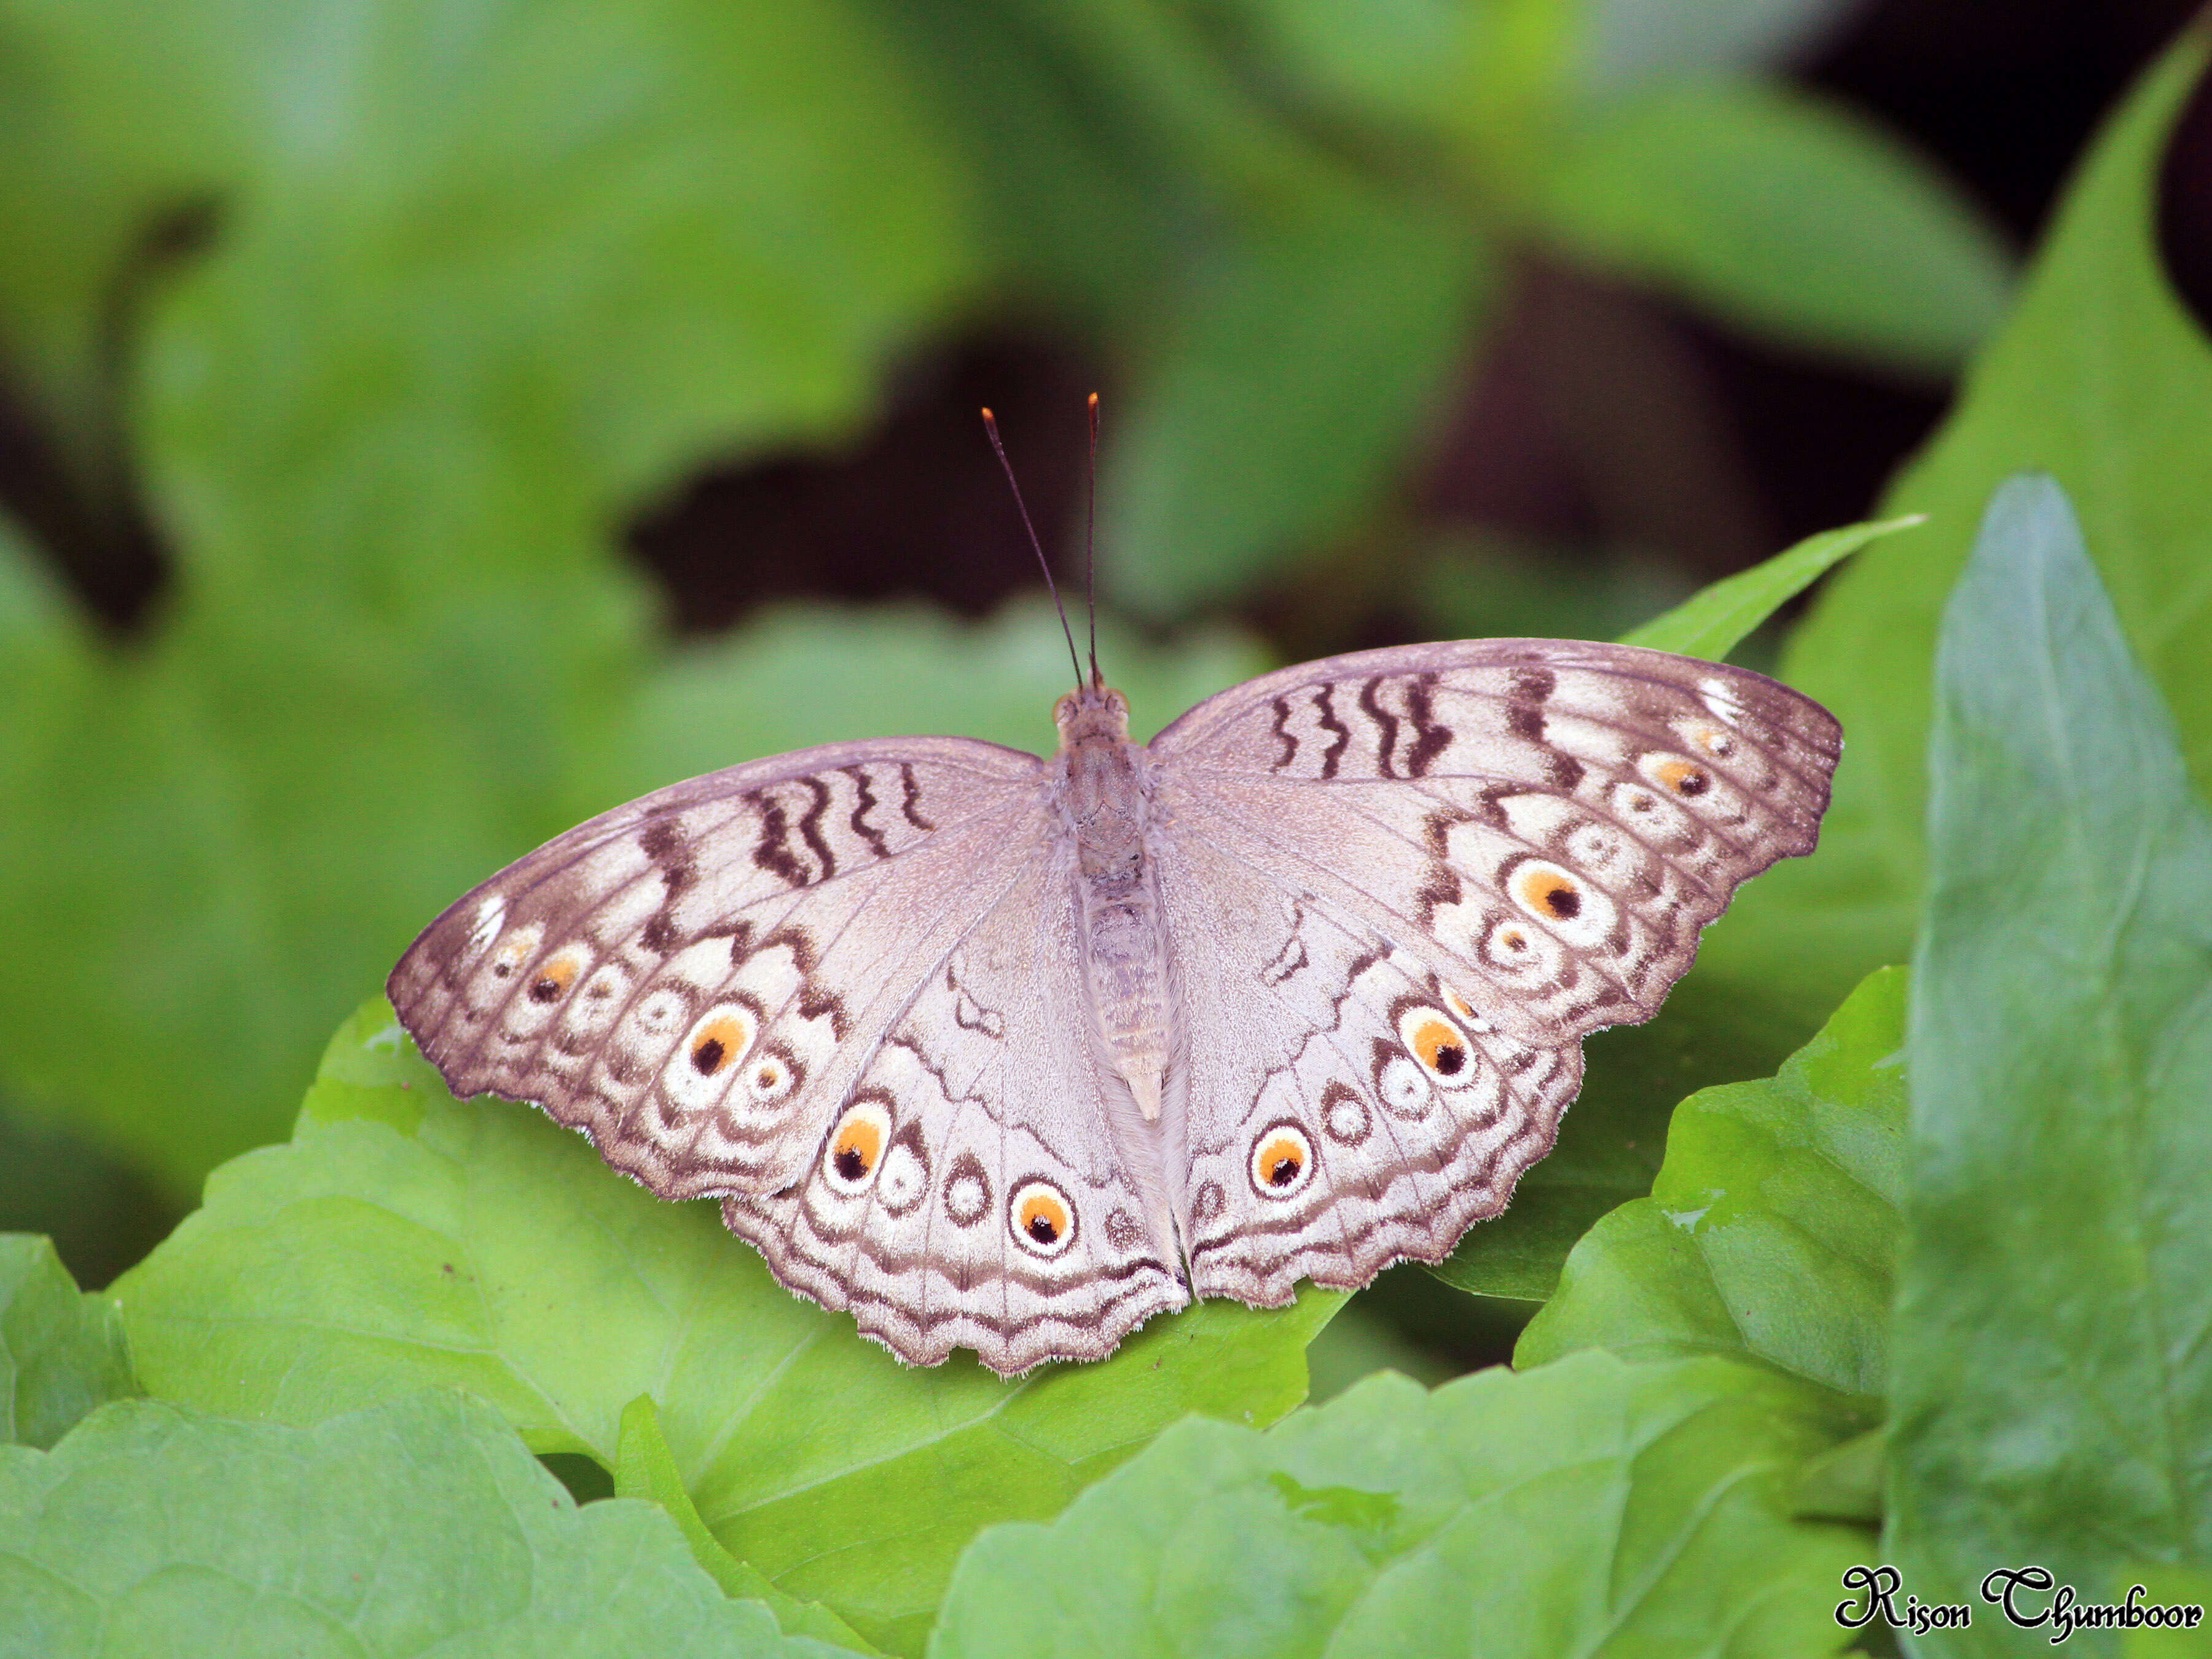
[1888,476,2212,1630]
[1618,516,1923,661]
[934,1351,1869,1658]
[1708,28,2212,1026]
[617,1394,883,1657]
[1514,967,1905,1412]
[0,1389,825,1656]
[1104,184,1496,616]
[1532,79,2014,374]
[0,1235,135,1449]
[2120,1566,2212,1658]
[114,998,1342,1656]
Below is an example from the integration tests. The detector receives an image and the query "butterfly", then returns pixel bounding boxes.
[388,631,1839,1375]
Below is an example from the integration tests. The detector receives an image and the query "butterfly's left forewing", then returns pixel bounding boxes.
[390,739,1047,1198]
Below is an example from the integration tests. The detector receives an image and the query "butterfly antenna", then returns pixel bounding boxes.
[981,406,1084,694]
[1084,392,1101,688]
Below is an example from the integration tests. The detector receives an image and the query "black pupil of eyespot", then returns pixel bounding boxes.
[1269,1154,1300,1185]
[692,1037,724,1073]
[529,976,560,1002]
[1679,771,1708,795]
[1545,885,1580,919]
[834,1147,865,1181]
[1028,1214,1057,1242]
[1435,1045,1464,1075]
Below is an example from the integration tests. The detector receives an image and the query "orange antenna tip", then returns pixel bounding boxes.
[1088,391,1098,407]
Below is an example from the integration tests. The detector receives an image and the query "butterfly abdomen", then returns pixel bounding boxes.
[1054,682,1172,1123]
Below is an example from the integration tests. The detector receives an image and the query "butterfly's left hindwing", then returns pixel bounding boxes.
[724,852,1189,1372]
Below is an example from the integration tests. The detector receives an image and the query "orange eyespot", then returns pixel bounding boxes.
[1397,1005,1477,1089]
[1516,868,1582,921]
[1500,928,1528,952]
[749,1054,797,1102]
[825,1100,891,1191]
[527,947,584,1005]
[1010,1180,1075,1253]
[1249,1123,1316,1197]
[1690,724,1736,758]
[1655,758,1710,797]
[488,928,540,980]
[688,1010,753,1076]
[1414,1019,1465,1076]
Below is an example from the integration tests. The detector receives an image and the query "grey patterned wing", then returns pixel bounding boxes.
[724,849,1189,1375]
[1155,844,1580,1303]
[388,737,1045,1198]
[1148,638,1839,1303]
[1151,639,1841,1045]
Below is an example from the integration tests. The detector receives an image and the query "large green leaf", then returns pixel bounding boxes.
[934,1351,1868,1658]
[616,1394,883,1657]
[1888,476,2212,1639]
[113,999,1340,1655]
[1515,967,1904,1413]
[0,1235,135,1449]
[0,1389,826,1657]
[1531,79,2012,374]
[1704,28,2212,1026]
[1617,516,1922,661]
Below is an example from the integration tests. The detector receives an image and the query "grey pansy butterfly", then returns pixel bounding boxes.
[389,637,1838,1375]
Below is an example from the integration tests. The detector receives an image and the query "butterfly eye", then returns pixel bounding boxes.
[684,1007,756,1077]
[1647,756,1712,798]
[824,1100,893,1193]
[877,1137,930,1214]
[485,924,543,981]
[1688,724,1736,759]
[1397,1007,1476,1088]
[1249,1124,1316,1198]
[1376,1053,1433,1120]
[747,1053,798,1103]
[527,946,589,1005]
[1515,866,1582,922]
[942,1154,992,1228]
[1010,1180,1075,1255]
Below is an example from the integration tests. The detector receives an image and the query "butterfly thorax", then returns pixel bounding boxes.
[1052,681,1171,1122]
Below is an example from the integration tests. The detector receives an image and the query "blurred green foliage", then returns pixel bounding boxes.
[2,3,2211,1652]
[0,0,2008,1212]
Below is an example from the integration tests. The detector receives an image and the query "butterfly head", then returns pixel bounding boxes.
[1053,680,1131,750]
